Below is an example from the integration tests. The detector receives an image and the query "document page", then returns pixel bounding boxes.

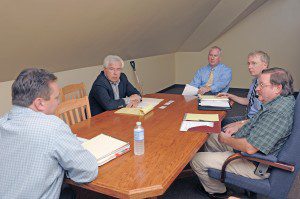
[182,84,198,95]
[199,100,230,108]
[180,121,214,131]
[138,98,164,108]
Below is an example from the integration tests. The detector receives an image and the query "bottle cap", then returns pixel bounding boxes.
[136,122,141,125]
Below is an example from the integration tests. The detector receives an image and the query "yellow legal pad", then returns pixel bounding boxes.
[115,105,154,116]
[184,113,219,122]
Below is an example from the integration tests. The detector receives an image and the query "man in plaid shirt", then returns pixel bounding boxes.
[191,67,295,199]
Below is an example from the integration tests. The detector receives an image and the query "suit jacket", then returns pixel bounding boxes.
[89,71,140,116]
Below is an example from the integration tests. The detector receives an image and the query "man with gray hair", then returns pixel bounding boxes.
[218,51,270,134]
[191,67,295,198]
[89,55,141,116]
[0,68,98,199]
[190,46,232,95]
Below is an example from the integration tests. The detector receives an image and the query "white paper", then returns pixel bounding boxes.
[200,100,230,108]
[180,121,214,132]
[138,98,164,108]
[182,84,198,96]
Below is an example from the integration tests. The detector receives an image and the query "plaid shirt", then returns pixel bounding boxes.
[0,106,98,199]
[235,95,295,156]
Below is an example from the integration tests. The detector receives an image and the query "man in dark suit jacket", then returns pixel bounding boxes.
[89,55,141,116]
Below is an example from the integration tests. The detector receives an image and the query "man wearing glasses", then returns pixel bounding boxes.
[191,67,295,198]
[218,51,270,134]
[89,55,141,116]
[190,46,232,95]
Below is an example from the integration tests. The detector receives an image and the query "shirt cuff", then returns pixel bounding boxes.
[123,97,130,105]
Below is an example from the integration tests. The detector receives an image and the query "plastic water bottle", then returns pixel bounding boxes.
[134,122,144,155]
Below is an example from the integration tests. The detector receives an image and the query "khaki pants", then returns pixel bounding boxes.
[190,134,265,194]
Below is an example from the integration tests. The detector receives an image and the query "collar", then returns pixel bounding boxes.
[262,95,283,110]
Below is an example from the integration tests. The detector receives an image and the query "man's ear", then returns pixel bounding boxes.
[32,98,46,112]
[274,84,282,94]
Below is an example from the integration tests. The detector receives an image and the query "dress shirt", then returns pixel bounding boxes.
[190,63,232,94]
[235,95,295,156]
[108,79,130,105]
[247,78,262,118]
[0,106,98,199]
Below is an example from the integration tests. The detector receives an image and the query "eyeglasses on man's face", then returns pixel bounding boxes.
[257,82,273,88]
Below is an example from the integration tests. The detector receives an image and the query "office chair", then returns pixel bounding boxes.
[208,94,300,198]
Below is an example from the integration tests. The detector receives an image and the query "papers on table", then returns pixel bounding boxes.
[199,95,230,108]
[115,97,163,116]
[180,121,213,131]
[182,84,198,95]
[137,98,164,108]
[180,113,220,132]
[81,134,130,166]
[199,95,229,101]
[184,113,219,122]
[115,105,154,116]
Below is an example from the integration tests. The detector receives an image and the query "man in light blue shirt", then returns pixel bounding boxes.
[218,51,270,134]
[190,46,232,95]
[0,68,98,199]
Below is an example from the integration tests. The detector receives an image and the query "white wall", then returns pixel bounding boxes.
[175,0,300,90]
[0,53,175,115]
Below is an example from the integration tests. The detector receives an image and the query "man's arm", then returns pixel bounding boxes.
[52,121,98,183]
[218,132,258,154]
[218,93,249,105]
[190,68,204,88]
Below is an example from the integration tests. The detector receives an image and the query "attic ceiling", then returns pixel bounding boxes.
[0,0,267,81]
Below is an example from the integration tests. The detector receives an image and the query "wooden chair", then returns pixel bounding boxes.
[60,82,87,102]
[55,96,91,126]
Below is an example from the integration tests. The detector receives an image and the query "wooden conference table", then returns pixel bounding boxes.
[66,93,227,199]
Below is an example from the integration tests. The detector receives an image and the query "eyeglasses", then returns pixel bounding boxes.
[257,82,273,88]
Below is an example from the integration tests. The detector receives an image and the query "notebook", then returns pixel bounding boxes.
[81,134,130,166]
[115,105,154,116]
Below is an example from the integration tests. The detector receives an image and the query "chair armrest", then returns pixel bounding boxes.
[220,153,294,183]
[241,152,277,162]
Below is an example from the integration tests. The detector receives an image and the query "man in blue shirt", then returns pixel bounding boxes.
[218,51,270,134]
[190,46,232,95]
[0,68,98,199]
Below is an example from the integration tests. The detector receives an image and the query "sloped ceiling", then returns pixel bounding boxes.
[0,0,267,81]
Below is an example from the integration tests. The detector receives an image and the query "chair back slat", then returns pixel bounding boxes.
[55,96,91,126]
[60,82,86,102]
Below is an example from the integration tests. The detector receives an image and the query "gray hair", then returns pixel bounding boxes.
[103,55,124,68]
[12,68,57,107]
[248,51,270,67]
[209,46,222,56]
[262,67,294,96]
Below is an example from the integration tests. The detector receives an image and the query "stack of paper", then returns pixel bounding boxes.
[180,113,219,132]
[81,134,130,166]
[199,95,230,108]
[115,98,163,116]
